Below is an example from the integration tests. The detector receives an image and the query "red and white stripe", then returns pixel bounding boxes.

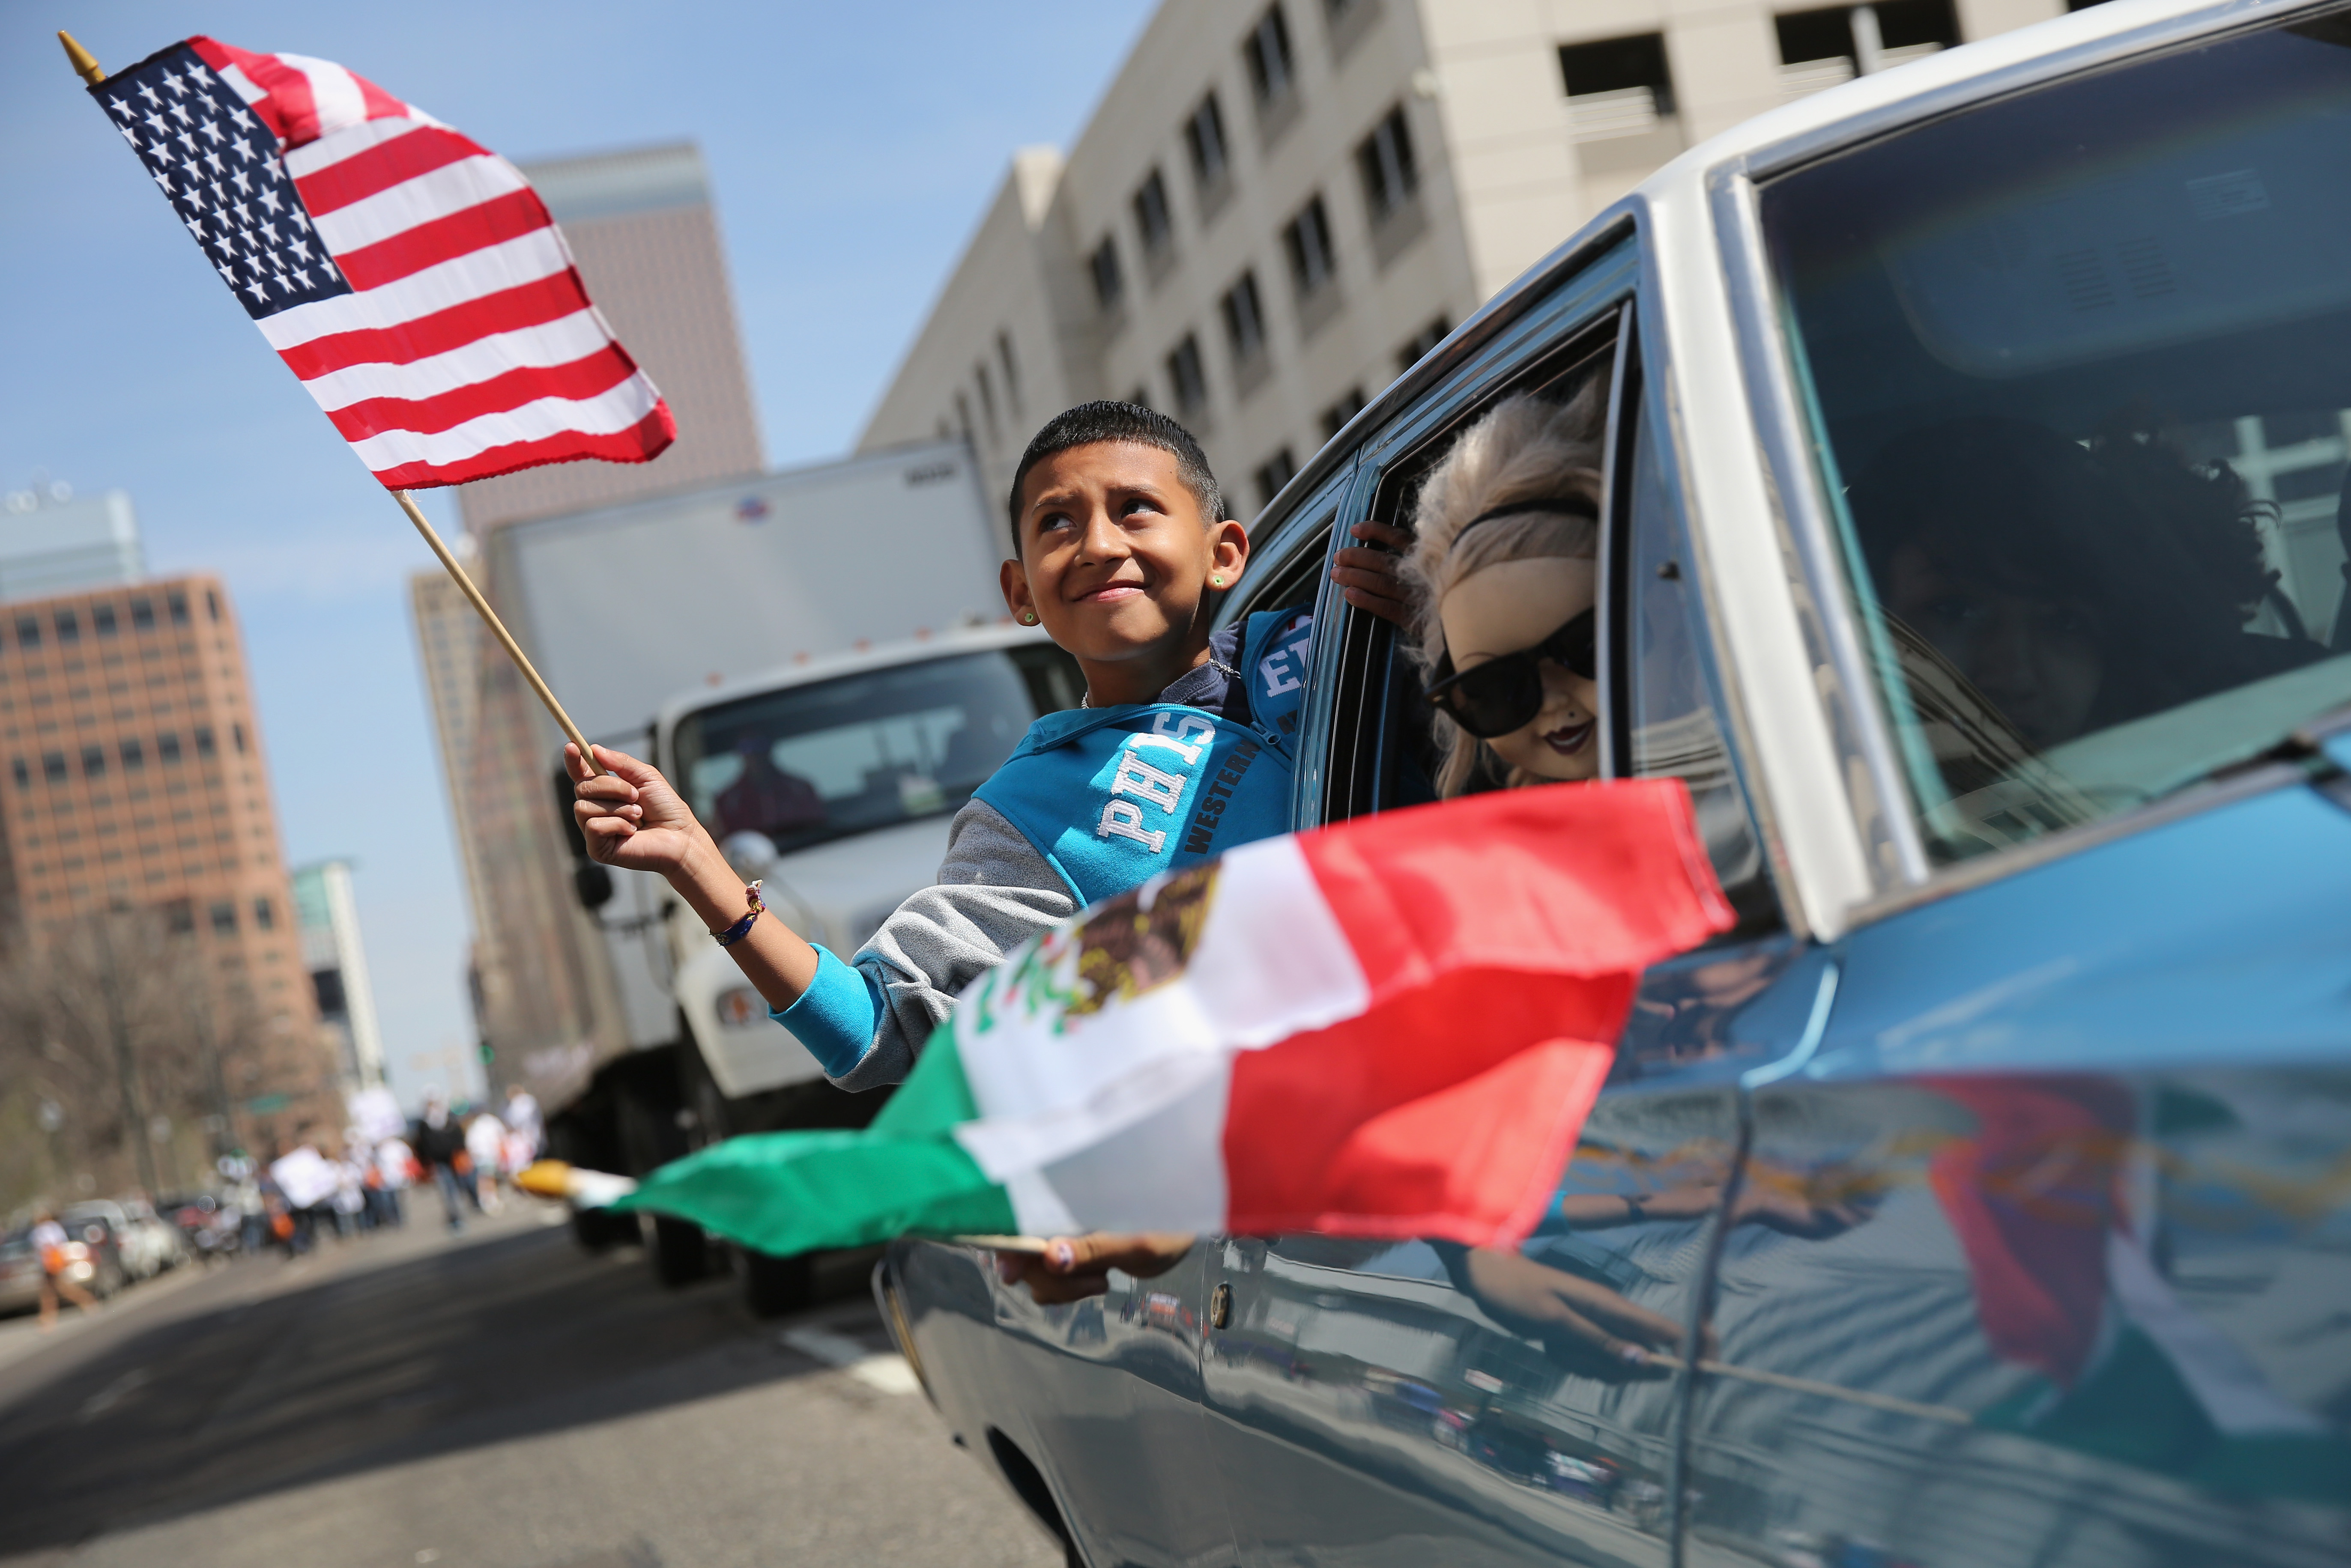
[187,36,673,490]
[950,782,1733,1247]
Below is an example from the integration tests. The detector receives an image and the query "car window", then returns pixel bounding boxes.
[1764,15,2351,865]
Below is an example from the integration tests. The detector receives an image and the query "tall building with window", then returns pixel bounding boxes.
[0,573,334,1147]
[454,142,765,534]
[859,0,2069,512]
[292,858,386,1093]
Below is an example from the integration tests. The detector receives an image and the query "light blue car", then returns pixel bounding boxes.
[882,3,2351,1562]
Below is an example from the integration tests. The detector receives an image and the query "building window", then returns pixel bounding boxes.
[997,331,1022,413]
[81,743,105,780]
[1356,105,1419,221]
[206,589,221,622]
[1559,34,1677,138]
[1133,167,1175,259]
[162,898,194,936]
[1244,4,1296,105]
[953,389,974,446]
[232,722,249,754]
[1775,2,1959,94]
[1220,271,1268,367]
[10,757,26,789]
[209,900,238,936]
[14,614,38,650]
[1184,91,1230,191]
[1090,235,1125,311]
[1126,385,1151,411]
[54,609,80,646]
[1320,386,1367,438]
[42,751,66,784]
[1254,447,1299,507]
[158,731,182,764]
[1283,194,1337,297]
[1166,334,1209,421]
[130,596,155,631]
[254,896,275,931]
[1396,314,1450,374]
[194,725,217,759]
[93,604,118,637]
[119,737,144,771]
[974,362,1000,444]
[167,591,190,626]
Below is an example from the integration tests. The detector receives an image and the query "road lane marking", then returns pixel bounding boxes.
[779,1326,920,1395]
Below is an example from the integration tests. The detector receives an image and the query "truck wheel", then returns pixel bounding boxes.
[643,1213,711,1286]
[742,1249,816,1317]
[571,1205,635,1252]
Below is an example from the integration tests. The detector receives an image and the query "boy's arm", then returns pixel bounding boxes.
[824,801,1077,1090]
[568,743,823,1010]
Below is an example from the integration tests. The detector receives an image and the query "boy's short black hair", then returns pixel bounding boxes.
[1005,401,1225,554]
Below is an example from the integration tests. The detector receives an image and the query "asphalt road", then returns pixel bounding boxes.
[0,1202,1061,1568]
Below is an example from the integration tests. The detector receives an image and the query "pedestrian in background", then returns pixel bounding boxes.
[502,1084,543,1162]
[375,1132,413,1228]
[466,1106,508,1215]
[412,1090,469,1233]
[30,1211,98,1332]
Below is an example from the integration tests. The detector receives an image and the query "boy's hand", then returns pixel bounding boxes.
[568,744,711,877]
[1331,519,1413,626]
[994,1232,1197,1305]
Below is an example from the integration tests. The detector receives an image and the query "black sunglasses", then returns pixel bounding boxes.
[1425,607,1597,737]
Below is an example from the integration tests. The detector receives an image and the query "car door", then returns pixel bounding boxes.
[1195,259,1837,1567]
[1680,16,2351,1565]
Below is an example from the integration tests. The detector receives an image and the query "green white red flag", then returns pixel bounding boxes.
[615,781,1731,1252]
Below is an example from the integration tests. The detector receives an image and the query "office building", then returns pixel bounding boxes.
[0,573,335,1147]
[0,485,143,602]
[455,142,766,533]
[292,858,386,1092]
[859,0,2068,511]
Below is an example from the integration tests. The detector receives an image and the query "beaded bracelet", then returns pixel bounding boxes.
[714,881,767,947]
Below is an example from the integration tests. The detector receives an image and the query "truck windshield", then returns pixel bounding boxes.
[1763,12,2351,863]
[671,646,1078,854]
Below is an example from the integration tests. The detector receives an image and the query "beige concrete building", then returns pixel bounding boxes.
[457,143,766,534]
[0,574,335,1153]
[860,0,2070,516]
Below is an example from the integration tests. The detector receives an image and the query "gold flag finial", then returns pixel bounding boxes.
[59,31,104,86]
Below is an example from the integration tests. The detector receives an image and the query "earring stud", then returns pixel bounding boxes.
[1211,576,1224,587]
[1019,610,1038,625]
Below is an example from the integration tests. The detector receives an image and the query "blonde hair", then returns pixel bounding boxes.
[1400,386,1607,796]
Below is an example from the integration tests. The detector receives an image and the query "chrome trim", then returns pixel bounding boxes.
[1709,168,1929,888]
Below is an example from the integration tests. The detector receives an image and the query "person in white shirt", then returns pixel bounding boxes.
[375,1135,414,1228]
[465,1110,508,1215]
[270,1139,340,1254]
[502,1085,543,1161]
[30,1213,98,1331]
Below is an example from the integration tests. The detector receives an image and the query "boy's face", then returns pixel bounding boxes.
[1001,441,1247,669]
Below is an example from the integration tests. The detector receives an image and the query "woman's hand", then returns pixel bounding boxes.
[1330,519,1414,626]
[568,743,712,878]
[994,1232,1198,1305]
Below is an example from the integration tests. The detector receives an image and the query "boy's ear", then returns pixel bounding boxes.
[1209,518,1250,586]
[1000,557,1037,624]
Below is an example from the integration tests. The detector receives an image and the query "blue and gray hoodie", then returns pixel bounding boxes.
[778,608,1315,1089]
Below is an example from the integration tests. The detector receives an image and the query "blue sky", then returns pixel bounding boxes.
[1,1,1153,1108]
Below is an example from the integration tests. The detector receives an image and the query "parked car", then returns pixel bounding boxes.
[63,1199,183,1280]
[880,2,2351,1564]
[0,1231,46,1317]
[40,1216,130,1300]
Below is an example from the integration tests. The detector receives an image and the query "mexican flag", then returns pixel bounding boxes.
[615,781,1730,1251]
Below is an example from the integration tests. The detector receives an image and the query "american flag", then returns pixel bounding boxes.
[89,37,675,489]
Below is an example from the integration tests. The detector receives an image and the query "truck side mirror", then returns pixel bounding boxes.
[574,862,614,910]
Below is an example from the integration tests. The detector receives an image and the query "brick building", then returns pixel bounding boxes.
[0,574,334,1154]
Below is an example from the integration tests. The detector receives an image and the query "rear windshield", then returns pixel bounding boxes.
[670,645,1080,855]
[1764,12,2351,862]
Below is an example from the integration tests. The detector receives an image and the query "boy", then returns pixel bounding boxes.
[572,402,1405,1087]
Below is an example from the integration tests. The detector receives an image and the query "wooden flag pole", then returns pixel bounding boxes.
[60,28,604,776]
[393,491,604,775]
